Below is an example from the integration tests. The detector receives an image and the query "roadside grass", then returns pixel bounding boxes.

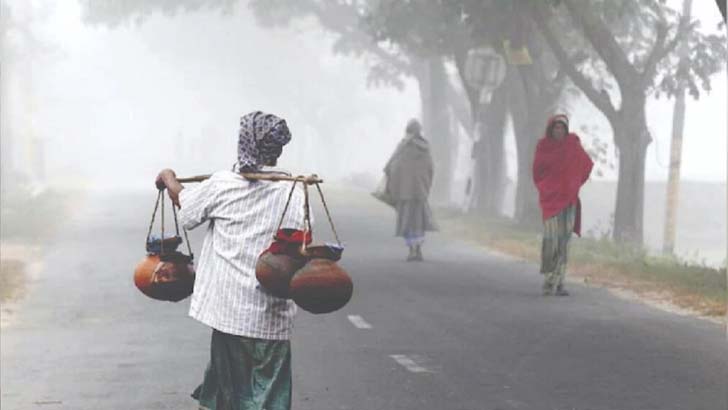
[436,209,727,317]
[0,258,26,304]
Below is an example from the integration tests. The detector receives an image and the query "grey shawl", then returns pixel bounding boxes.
[384,135,434,201]
[383,134,437,236]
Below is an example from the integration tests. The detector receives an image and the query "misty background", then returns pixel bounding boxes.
[1,0,726,265]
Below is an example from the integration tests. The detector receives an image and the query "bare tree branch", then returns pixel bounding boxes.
[641,16,689,85]
[640,20,669,83]
[529,1,617,121]
[308,1,413,75]
[562,0,640,87]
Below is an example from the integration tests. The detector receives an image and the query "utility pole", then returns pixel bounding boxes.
[663,0,692,255]
[723,0,728,342]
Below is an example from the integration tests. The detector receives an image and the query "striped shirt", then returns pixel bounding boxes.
[178,170,306,340]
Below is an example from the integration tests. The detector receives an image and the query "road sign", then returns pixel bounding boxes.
[464,47,506,104]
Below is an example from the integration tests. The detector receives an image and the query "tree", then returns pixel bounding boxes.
[79,0,238,27]
[81,0,470,205]
[1,2,57,192]
[251,0,470,205]
[449,0,576,225]
[366,0,512,216]
[529,0,727,243]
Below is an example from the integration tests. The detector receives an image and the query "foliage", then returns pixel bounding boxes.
[579,124,614,178]
[529,0,727,243]
[538,0,727,102]
[80,0,415,88]
[79,0,238,27]
[364,0,469,58]
[595,0,726,99]
[250,0,414,88]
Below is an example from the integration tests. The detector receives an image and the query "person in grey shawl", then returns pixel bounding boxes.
[383,119,437,261]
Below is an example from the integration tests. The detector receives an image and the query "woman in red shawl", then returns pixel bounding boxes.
[533,114,593,296]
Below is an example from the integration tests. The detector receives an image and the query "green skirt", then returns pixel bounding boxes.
[192,329,292,410]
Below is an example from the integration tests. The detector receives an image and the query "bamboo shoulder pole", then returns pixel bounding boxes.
[177,173,323,185]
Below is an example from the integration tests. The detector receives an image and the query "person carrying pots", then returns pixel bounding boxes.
[155,111,305,410]
[383,118,438,262]
[532,114,593,296]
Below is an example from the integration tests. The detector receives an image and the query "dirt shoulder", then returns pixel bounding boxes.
[0,244,46,328]
[0,188,82,327]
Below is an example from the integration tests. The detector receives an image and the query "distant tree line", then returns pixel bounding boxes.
[79,0,727,246]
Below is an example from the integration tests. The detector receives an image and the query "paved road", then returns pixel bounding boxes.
[2,189,726,410]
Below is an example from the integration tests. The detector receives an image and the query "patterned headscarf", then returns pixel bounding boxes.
[238,111,292,171]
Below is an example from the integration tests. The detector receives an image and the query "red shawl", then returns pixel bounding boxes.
[533,128,593,236]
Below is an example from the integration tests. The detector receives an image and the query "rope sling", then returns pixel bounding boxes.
[133,190,196,303]
[275,179,343,255]
[135,173,350,311]
[178,173,342,254]
[145,189,194,259]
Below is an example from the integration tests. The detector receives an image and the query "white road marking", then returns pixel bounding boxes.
[389,354,431,373]
[347,315,372,329]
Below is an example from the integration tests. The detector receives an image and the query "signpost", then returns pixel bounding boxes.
[464,47,506,105]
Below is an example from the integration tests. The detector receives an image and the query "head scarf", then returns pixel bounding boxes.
[545,114,569,138]
[238,111,291,171]
[405,118,422,136]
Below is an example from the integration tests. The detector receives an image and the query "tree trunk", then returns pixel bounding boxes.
[417,57,453,205]
[471,84,509,216]
[504,14,565,229]
[612,100,650,243]
[509,70,542,228]
[716,0,726,22]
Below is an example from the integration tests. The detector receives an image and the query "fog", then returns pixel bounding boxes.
[3,1,725,186]
[1,0,726,264]
[2,1,423,192]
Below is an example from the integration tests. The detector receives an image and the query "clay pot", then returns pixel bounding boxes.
[255,229,311,298]
[255,251,306,298]
[134,252,195,302]
[289,259,353,314]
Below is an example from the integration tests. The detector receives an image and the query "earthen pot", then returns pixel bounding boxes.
[134,252,195,302]
[289,258,352,314]
[255,250,307,298]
